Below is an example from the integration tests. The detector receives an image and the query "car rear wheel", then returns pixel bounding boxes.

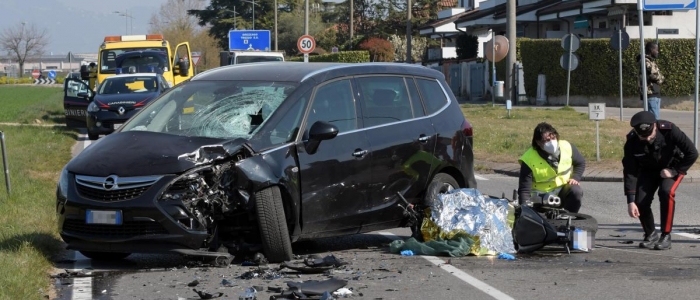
[79,251,131,260]
[412,173,459,240]
[255,186,293,263]
[87,131,99,140]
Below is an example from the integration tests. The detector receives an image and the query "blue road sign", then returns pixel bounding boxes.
[642,0,696,10]
[228,30,271,51]
[47,70,56,79]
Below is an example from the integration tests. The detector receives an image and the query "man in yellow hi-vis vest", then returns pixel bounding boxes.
[518,122,587,212]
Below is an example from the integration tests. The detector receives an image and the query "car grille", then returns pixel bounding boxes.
[75,175,162,202]
[63,219,168,238]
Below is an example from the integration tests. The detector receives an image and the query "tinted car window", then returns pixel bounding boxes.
[356,76,414,127]
[306,79,357,133]
[259,90,309,148]
[415,78,448,115]
[405,77,425,118]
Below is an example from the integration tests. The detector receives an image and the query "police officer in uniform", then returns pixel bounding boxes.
[518,122,586,213]
[623,111,698,250]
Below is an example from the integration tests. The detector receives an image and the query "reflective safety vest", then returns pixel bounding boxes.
[518,140,573,193]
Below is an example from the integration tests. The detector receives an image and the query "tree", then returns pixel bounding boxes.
[358,37,395,62]
[389,34,427,62]
[456,34,479,60]
[0,22,48,77]
[276,8,326,55]
[149,0,221,71]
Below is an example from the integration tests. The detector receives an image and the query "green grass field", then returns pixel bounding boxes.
[0,86,75,299]
[0,86,65,125]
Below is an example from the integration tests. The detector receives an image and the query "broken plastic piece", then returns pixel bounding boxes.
[238,287,257,300]
[221,279,234,287]
[497,253,515,260]
[193,288,224,299]
[285,278,348,296]
[400,250,414,256]
[332,288,353,297]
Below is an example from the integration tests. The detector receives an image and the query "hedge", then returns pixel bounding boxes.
[288,51,370,63]
[515,38,696,97]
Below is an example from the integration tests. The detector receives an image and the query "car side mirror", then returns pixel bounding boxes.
[305,121,339,154]
[177,60,189,77]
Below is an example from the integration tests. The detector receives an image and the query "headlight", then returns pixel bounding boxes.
[87,101,99,112]
[58,167,69,199]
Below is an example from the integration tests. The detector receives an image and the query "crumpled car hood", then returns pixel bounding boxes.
[66,131,247,177]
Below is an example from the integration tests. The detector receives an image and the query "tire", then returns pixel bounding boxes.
[412,173,459,239]
[87,131,99,140]
[79,251,131,260]
[255,186,293,263]
[547,212,598,233]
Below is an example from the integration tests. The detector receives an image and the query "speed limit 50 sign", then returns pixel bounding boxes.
[297,35,316,54]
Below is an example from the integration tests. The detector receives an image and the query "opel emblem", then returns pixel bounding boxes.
[103,175,119,190]
[118,106,126,115]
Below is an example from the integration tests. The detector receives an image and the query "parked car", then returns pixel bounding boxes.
[56,62,476,262]
[81,73,169,139]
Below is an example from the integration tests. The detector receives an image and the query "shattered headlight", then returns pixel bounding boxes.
[57,167,69,199]
[87,101,99,113]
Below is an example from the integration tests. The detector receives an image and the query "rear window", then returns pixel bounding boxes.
[415,78,448,115]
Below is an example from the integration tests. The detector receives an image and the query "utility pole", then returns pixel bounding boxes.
[406,0,412,63]
[506,0,516,104]
[274,0,278,51]
[350,0,354,48]
[305,0,309,35]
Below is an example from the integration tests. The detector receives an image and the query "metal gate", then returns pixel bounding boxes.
[469,63,485,99]
[449,64,461,96]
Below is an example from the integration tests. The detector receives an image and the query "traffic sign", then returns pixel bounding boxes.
[228,30,271,51]
[484,35,509,62]
[589,103,606,120]
[562,34,580,52]
[31,70,40,79]
[298,35,316,54]
[47,70,56,79]
[610,30,630,50]
[191,51,202,66]
[560,53,580,71]
[641,0,696,10]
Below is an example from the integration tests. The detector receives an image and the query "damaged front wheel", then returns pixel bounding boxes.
[255,186,293,263]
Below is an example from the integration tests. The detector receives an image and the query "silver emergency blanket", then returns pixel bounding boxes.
[431,188,515,254]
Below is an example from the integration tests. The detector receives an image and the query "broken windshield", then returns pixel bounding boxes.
[121,80,297,140]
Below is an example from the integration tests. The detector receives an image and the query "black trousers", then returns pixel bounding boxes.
[636,172,685,236]
[557,184,583,213]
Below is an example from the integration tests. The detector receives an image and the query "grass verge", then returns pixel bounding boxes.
[0,86,76,299]
[0,86,66,125]
[462,105,632,169]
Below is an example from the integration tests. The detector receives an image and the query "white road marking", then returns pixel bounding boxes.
[72,133,93,300]
[475,174,489,181]
[377,232,515,300]
[71,251,92,300]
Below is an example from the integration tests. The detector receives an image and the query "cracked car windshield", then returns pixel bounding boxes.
[121,80,296,140]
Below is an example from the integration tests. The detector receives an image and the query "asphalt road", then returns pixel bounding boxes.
[53,133,700,300]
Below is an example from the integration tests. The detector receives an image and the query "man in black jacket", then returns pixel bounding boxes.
[622,111,698,250]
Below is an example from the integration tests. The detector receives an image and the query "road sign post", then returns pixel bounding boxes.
[484,34,509,107]
[297,35,316,63]
[610,30,630,121]
[561,33,580,107]
[589,103,606,161]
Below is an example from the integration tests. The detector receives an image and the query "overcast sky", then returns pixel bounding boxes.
[0,0,172,55]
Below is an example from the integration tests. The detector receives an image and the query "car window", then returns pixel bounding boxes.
[121,80,298,139]
[98,76,158,94]
[405,77,426,117]
[306,79,357,133]
[257,90,310,148]
[356,76,414,127]
[415,78,448,115]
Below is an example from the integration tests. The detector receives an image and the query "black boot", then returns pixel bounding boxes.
[653,234,672,250]
[639,231,660,249]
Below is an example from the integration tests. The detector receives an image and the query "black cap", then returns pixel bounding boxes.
[630,111,656,137]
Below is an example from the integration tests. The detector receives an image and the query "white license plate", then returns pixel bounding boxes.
[86,210,122,225]
[572,228,592,252]
[113,123,123,129]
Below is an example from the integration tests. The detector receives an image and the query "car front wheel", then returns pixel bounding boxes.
[255,186,293,263]
[412,173,459,240]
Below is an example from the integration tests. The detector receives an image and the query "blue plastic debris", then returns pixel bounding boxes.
[497,253,516,260]
[400,250,414,256]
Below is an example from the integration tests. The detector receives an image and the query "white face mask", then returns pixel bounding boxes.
[542,139,558,154]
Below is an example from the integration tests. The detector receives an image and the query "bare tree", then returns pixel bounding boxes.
[0,22,49,77]
[149,0,220,71]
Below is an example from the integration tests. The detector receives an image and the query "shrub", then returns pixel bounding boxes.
[358,37,395,62]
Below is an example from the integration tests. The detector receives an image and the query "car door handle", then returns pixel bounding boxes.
[352,149,368,157]
[418,135,430,143]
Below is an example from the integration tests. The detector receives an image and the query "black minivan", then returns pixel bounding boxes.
[56,62,476,262]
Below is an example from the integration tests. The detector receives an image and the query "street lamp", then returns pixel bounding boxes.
[114,10,134,34]
[241,0,259,30]
[221,8,240,29]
